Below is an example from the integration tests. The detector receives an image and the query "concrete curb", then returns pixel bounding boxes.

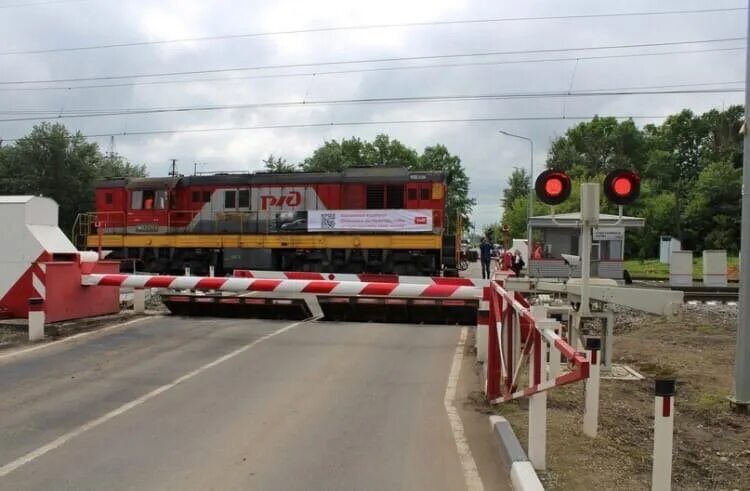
[490,415,544,491]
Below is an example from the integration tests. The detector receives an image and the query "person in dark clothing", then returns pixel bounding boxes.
[511,249,525,277]
[479,238,493,279]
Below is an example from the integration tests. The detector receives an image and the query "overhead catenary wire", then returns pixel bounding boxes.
[0,6,743,55]
[0,115,680,142]
[0,46,743,93]
[0,87,742,122]
[0,37,743,86]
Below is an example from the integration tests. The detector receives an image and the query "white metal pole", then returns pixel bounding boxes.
[652,378,676,491]
[583,337,601,438]
[528,139,534,265]
[732,0,750,411]
[528,306,548,470]
[498,130,534,265]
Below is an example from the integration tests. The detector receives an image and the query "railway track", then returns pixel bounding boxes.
[630,281,739,303]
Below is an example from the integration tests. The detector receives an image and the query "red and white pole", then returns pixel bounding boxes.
[652,378,676,491]
[583,337,601,438]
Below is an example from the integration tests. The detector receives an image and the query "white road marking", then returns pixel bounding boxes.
[444,327,484,491]
[0,318,312,478]
[0,316,158,362]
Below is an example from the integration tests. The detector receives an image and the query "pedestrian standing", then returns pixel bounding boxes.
[479,238,492,279]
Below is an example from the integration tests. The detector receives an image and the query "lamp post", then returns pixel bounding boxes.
[499,130,534,259]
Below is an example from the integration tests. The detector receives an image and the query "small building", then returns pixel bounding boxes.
[528,212,645,279]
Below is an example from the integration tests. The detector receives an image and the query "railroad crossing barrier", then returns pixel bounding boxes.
[485,279,591,471]
[232,269,490,287]
[82,274,483,324]
[81,273,483,298]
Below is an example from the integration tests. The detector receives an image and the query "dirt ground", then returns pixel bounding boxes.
[469,303,749,491]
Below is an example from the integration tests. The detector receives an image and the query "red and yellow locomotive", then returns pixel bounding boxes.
[75,167,455,275]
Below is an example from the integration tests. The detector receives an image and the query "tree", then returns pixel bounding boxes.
[300,134,418,171]
[262,154,296,173]
[502,168,530,208]
[682,161,742,252]
[0,122,148,234]
[546,116,648,178]
[98,155,148,179]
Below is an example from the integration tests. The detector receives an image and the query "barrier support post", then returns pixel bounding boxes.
[133,289,145,314]
[652,378,676,491]
[583,336,601,438]
[28,297,45,342]
[528,306,548,470]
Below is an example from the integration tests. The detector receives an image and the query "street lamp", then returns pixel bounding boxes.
[499,130,534,258]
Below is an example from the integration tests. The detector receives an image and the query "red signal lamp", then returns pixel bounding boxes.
[604,169,640,205]
[535,170,572,205]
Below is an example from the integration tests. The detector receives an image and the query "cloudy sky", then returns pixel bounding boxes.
[0,0,745,229]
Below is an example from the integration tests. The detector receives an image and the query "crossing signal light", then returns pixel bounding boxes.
[604,169,640,205]
[535,170,572,205]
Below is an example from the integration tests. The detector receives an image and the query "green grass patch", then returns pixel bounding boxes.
[624,256,738,280]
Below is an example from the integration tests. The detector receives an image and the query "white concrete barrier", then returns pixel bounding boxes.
[669,251,693,287]
[702,250,728,287]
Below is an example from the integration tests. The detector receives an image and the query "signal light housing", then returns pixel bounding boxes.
[535,170,572,206]
[604,169,640,205]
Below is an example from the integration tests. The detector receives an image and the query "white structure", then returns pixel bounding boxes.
[659,236,681,264]
[0,196,78,315]
[702,250,728,287]
[669,251,693,287]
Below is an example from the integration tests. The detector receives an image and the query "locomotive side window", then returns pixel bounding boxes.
[224,190,236,209]
[131,190,143,209]
[420,187,430,200]
[407,188,417,201]
[105,192,113,205]
[386,185,404,209]
[202,191,211,202]
[154,190,168,209]
[192,191,200,202]
[238,189,250,208]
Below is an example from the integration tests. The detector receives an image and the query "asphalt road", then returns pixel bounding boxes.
[0,316,508,490]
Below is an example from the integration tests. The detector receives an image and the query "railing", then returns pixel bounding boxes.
[486,279,589,403]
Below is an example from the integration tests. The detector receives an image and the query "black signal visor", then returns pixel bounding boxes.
[604,170,640,205]
[535,170,572,206]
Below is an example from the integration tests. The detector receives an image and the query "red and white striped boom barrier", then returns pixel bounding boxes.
[81,273,483,299]
[232,269,489,287]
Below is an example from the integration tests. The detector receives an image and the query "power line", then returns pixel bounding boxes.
[0,87,742,122]
[0,46,743,93]
[0,7,743,56]
[0,37,743,86]
[0,114,678,142]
